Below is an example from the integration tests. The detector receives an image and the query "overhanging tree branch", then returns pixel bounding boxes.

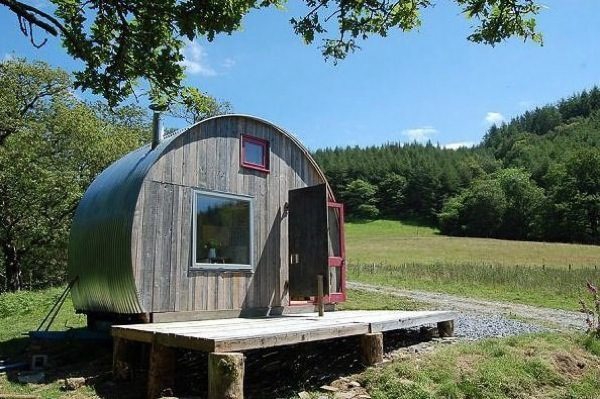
[0,0,83,52]
[0,0,62,36]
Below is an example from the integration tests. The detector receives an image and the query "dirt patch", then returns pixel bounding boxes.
[454,353,484,375]
[522,346,537,357]
[552,350,588,378]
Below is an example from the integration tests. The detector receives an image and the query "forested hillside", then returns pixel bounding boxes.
[313,88,600,245]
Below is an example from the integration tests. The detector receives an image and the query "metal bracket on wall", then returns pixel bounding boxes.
[282,202,289,218]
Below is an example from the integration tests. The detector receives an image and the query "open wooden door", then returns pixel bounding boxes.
[288,184,329,299]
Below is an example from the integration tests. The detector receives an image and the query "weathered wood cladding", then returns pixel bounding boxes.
[131,116,327,313]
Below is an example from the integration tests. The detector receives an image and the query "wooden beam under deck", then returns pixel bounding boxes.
[112,310,458,353]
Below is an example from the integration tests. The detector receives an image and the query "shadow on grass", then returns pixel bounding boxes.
[0,336,30,361]
[3,334,144,399]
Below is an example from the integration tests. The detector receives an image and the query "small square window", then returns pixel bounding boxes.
[241,135,269,172]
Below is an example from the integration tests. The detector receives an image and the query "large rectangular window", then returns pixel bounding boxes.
[192,190,253,271]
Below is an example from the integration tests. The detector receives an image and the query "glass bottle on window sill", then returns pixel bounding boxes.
[208,247,217,261]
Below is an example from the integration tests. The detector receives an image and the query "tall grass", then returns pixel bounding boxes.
[350,262,600,310]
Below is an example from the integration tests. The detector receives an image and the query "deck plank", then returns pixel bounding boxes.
[112,310,457,351]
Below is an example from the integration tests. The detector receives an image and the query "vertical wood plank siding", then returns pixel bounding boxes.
[133,117,325,312]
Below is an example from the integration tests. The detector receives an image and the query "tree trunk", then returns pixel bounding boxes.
[588,206,599,244]
[2,242,23,291]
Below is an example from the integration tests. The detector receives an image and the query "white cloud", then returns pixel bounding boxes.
[180,41,216,77]
[3,53,15,61]
[401,126,438,143]
[222,58,236,69]
[484,112,504,125]
[443,141,476,150]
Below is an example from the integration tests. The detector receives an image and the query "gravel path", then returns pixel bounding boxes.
[348,281,586,339]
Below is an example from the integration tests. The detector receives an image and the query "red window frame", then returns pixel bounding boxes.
[240,134,270,173]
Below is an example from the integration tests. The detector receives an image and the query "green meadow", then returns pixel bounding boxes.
[346,220,600,268]
[346,220,600,310]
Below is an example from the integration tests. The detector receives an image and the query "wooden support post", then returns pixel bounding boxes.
[317,274,324,317]
[147,342,176,399]
[359,332,384,366]
[437,320,455,338]
[208,352,245,399]
[113,337,137,381]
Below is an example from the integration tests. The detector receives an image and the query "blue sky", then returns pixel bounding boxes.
[1,0,599,150]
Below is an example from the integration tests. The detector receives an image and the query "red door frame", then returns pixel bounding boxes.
[324,201,346,303]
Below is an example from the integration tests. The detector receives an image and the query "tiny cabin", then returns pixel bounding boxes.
[68,114,346,323]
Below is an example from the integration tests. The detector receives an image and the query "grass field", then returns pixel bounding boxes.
[362,333,600,399]
[340,288,600,399]
[347,220,600,268]
[346,220,600,310]
[338,288,428,311]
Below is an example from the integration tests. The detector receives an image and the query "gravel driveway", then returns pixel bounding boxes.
[348,281,587,339]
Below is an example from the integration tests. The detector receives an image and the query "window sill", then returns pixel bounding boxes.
[241,162,270,173]
[190,264,254,273]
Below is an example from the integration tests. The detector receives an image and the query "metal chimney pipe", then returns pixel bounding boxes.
[151,111,163,149]
[150,103,166,150]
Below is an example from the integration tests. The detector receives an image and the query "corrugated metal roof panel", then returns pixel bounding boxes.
[68,142,169,314]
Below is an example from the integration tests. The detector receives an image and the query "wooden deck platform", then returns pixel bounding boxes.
[112,310,458,398]
[112,310,458,352]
